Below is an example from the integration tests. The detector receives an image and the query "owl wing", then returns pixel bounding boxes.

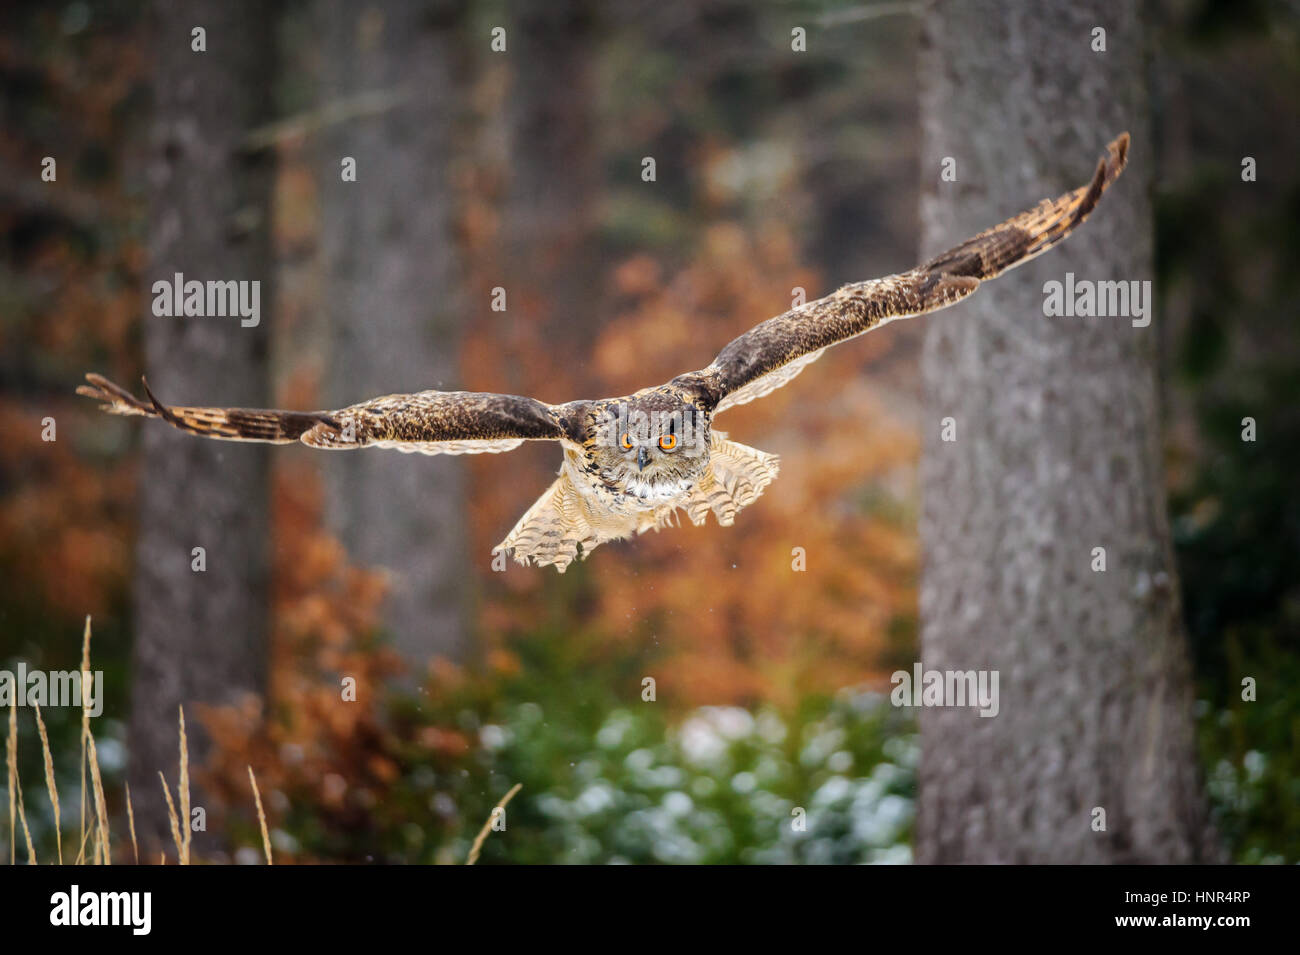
[77,374,575,455]
[678,133,1129,414]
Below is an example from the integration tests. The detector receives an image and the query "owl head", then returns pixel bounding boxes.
[584,392,711,503]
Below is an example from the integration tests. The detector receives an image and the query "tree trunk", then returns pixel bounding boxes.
[502,0,601,368]
[130,0,276,855]
[915,0,1221,862]
[315,0,472,667]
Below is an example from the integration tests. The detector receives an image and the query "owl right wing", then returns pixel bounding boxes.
[675,132,1129,414]
[77,373,578,456]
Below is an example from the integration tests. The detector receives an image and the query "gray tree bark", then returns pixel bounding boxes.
[315,0,472,666]
[916,0,1221,862]
[130,0,276,855]
[503,0,601,366]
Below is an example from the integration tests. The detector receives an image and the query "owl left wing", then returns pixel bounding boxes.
[77,374,575,455]
[678,132,1129,414]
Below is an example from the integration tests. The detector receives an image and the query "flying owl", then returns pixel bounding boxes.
[80,134,1129,572]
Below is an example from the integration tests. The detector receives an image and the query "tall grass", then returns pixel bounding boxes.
[32,704,60,864]
[248,766,272,865]
[3,616,273,865]
[465,782,522,865]
[7,616,514,865]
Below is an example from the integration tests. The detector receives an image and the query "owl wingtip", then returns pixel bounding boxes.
[1103,132,1129,184]
[140,376,168,417]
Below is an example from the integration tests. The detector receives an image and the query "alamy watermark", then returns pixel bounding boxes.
[50,885,150,935]
[1042,272,1152,327]
[0,663,102,717]
[890,663,999,717]
[151,272,261,327]
[596,404,708,452]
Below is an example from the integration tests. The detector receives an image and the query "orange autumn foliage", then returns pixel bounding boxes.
[0,403,134,622]
[200,458,405,846]
[462,219,920,709]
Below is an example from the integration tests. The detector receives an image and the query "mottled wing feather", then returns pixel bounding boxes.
[692,133,1130,413]
[77,374,569,455]
[684,434,780,525]
[367,438,525,456]
[299,390,568,454]
[713,348,825,414]
[494,474,605,573]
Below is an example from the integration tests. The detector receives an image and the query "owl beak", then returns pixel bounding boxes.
[637,446,650,472]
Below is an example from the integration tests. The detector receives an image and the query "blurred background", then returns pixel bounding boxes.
[0,0,1296,864]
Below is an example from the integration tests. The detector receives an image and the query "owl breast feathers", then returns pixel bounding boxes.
[80,134,1129,571]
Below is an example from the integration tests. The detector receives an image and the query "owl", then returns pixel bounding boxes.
[80,134,1128,571]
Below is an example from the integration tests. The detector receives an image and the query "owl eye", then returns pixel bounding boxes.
[658,434,678,451]
[620,432,634,451]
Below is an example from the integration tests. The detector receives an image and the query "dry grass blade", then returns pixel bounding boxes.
[6,703,15,866]
[79,615,91,865]
[33,703,62,865]
[76,743,86,864]
[86,734,110,865]
[75,823,92,867]
[16,768,36,864]
[466,783,521,865]
[178,706,190,866]
[247,766,272,865]
[7,705,37,863]
[158,771,184,863]
[125,782,139,865]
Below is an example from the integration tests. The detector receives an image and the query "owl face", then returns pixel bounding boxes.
[584,395,710,505]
